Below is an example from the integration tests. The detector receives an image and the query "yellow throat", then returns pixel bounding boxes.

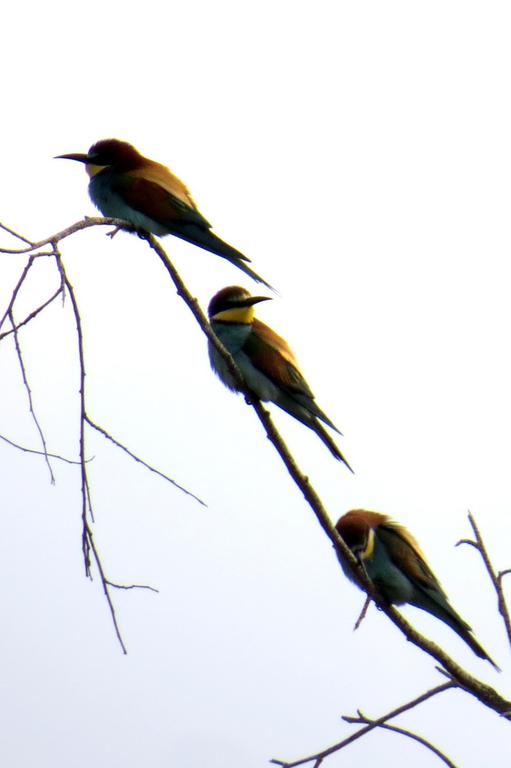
[213,305,255,323]
[86,163,108,178]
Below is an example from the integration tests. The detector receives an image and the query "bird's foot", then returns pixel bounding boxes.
[106,227,121,239]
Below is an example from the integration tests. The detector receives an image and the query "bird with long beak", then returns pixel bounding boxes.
[208,286,352,470]
[56,138,273,289]
[335,509,498,668]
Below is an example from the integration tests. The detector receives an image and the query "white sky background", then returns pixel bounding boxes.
[1,2,511,766]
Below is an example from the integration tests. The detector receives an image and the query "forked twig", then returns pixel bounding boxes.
[456,512,511,648]
[343,712,458,768]
[0,255,36,332]
[270,682,457,767]
[0,284,64,341]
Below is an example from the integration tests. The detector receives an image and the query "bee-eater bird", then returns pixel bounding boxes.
[56,138,273,288]
[335,509,498,668]
[208,286,352,470]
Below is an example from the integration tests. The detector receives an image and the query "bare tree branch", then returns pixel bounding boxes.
[0,216,139,255]
[271,682,457,767]
[0,220,209,654]
[456,512,511,649]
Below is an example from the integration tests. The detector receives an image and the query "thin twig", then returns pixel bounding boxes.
[0,221,34,245]
[270,682,457,767]
[353,595,371,630]
[9,308,55,483]
[88,528,128,654]
[343,713,458,768]
[85,415,206,507]
[55,253,94,544]
[0,284,64,341]
[456,512,511,648]
[0,255,36,332]
[56,252,130,652]
[106,581,159,593]
[0,432,84,465]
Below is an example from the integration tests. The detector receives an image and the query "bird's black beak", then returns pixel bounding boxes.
[54,152,90,163]
[242,296,272,308]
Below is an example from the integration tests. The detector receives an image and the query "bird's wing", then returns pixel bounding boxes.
[378,521,444,594]
[131,163,198,208]
[114,167,211,228]
[244,320,315,397]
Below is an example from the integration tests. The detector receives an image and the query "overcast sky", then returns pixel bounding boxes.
[1,2,511,766]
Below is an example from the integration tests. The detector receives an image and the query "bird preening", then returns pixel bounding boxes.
[56,138,273,289]
[335,509,498,669]
[208,285,352,471]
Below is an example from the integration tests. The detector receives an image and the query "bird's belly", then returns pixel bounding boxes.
[369,564,414,606]
[209,343,279,402]
[236,355,280,401]
[88,176,168,236]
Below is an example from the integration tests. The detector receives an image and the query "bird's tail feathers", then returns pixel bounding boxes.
[460,629,500,670]
[274,394,352,471]
[234,258,276,291]
[313,420,354,473]
[292,392,342,435]
[179,226,275,291]
[413,593,499,669]
[442,610,500,670]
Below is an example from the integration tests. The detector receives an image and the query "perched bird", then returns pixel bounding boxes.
[208,285,352,470]
[56,138,273,288]
[335,509,498,668]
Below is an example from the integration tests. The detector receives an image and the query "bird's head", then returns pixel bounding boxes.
[55,138,144,177]
[208,286,271,324]
[335,509,387,563]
